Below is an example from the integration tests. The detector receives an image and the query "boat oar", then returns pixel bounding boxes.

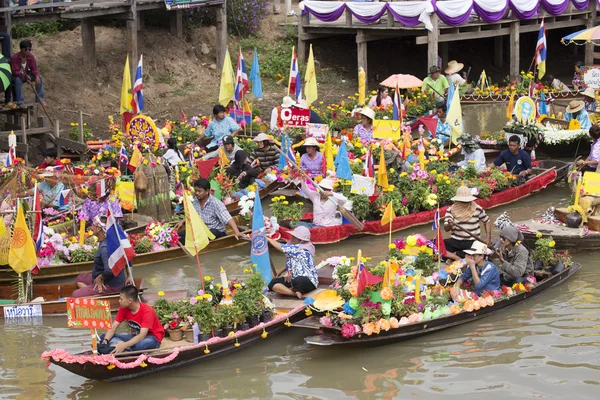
[27,80,54,128]
[274,146,364,231]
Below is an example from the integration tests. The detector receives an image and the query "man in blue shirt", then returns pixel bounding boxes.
[492,135,532,177]
[453,241,501,296]
[564,100,592,131]
[197,104,241,152]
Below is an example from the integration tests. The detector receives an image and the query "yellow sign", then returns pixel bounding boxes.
[373,120,401,140]
[583,171,600,196]
[514,96,536,124]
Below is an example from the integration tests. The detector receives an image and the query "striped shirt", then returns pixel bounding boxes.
[444,205,489,240]
[253,145,279,171]
[192,195,232,233]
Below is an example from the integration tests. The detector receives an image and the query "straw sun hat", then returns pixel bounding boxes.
[358,107,375,121]
[451,185,477,202]
[582,87,596,100]
[445,60,464,75]
[464,241,493,256]
[302,137,320,147]
[566,100,585,113]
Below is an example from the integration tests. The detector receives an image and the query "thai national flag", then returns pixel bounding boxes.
[59,189,70,207]
[31,184,43,274]
[432,208,439,230]
[106,209,136,277]
[6,147,15,166]
[363,147,374,178]
[234,50,249,102]
[535,18,546,80]
[130,55,144,114]
[392,86,401,120]
[96,179,106,198]
[119,145,129,167]
[288,48,301,99]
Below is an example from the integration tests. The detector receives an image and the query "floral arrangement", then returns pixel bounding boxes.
[471,71,571,97]
[36,226,98,267]
[531,234,557,267]
[477,130,506,145]
[238,192,256,220]
[145,222,180,250]
[163,117,206,144]
[69,121,93,142]
[541,127,589,145]
[270,195,304,227]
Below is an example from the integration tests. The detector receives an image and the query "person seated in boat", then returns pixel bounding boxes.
[72,216,132,297]
[251,133,279,172]
[453,133,485,172]
[423,66,449,103]
[432,103,451,143]
[491,135,532,178]
[267,226,318,299]
[544,74,570,93]
[582,87,598,113]
[564,100,592,131]
[300,137,325,178]
[353,107,375,143]
[576,124,600,174]
[196,104,241,153]
[162,137,185,167]
[445,60,466,85]
[226,150,258,189]
[298,178,347,228]
[201,134,242,161]
[572,61,586,91]
[452,241,500,297]
[99,285,164,354]
[495,225,534,285]
[368,87,393,109]
[444,186,492,261]
[190,178,246,239]
[37,168,70,211]
[37,148,62,170]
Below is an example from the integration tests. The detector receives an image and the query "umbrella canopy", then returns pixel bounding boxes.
[561,26,600,45]
[380,74,423,89]
[0,55,10,92]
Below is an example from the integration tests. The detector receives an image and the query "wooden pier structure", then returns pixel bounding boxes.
[297,1,598,81]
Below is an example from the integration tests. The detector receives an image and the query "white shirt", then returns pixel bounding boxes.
[301,180,347,227]
[270,107,281,131]
[447,73,465,85]
[552,78,570,93]
[457,148,486,171]
[163,148,185,166]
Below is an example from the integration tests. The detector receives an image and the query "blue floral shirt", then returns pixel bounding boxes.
[204,116,240,148]
[281,244,318,288]
[434,116,450,143]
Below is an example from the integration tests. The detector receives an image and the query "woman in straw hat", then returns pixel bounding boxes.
[451,241,500,298]
[565,99,592,130]
[443,186,492,261]
[445,60,465,85]
[354,107,375,143]
[267,226,318,298]
[582,87,598,113]
[300,137,325,178]
[298,177,347,228]
[251,133,279,172]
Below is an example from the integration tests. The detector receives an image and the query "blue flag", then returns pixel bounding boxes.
[334,140,353,180]
[278,133,289,170]
[446,82,455,110]
[250,195,272,283]
[538,91,547,116]
[249,48,263,100]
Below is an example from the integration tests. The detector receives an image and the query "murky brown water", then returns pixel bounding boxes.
[1,106,599,399]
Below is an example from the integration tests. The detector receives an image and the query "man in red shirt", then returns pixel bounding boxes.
[38,148,63,170]
[100,286,164,354]
[10,39,45,106]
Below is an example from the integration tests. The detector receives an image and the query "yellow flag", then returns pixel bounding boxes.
[446,90,463,145]
[0,214,5,237]
[183,194,215,256]
[304,44,318,106]
[380,201,396,226]
[129,146,142,170]
[219,48,235,107]
[382,259,399,288]
[358,67,366,105]
[120,55,132,115]
[218,146,229,168]
[325,131,334,172]
[506,92,515,120]
[9,204,38,274]
[377,146,388,189]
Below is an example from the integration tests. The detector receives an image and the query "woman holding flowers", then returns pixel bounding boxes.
[494,225,533,285]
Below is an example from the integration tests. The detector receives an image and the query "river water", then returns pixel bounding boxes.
[1,105,599,399]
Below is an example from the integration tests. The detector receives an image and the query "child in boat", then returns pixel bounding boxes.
[99,285,164,354]
[452,242,501,299]
[495,225,534,285]
[267,226,318,299]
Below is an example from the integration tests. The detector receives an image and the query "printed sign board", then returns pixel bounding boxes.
[3,304,42,319]
[306,123,329,140]
[373,120,401,140]
[583,171,600,196]
[581,66,600,89]
[281,107,310,127]
[66,297,112,330]
[351,174,375,196]
[514,96,536,124]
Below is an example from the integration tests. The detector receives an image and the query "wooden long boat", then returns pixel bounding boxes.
[42,297,309,381]
[299,262,580,347]
[517,220,600,250]
[460,91,582,104]
[280,163,564,245]
[0,231,250,284]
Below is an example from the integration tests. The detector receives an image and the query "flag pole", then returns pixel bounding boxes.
[437,204,442,272]
[388,200,393,248]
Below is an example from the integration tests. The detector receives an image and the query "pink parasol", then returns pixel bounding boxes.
[380,74,423,89]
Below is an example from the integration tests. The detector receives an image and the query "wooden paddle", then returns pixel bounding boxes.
[440,216,487,244]
[274,146,364,231]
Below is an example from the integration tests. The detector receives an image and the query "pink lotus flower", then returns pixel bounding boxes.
[319,316,333,328]
[341,323,356,338]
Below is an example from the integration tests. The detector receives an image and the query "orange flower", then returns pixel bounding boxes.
[362,322,375,336]
[463,300,475,312]
[372,322,381,335]
[449,304,461,315]
[378,319,391,332]
[348,283,358,297]
[485,296,494,307]
[380,287,393,301]
[389,317,399,329]
[477,297,487,309]
[473,300,481,311]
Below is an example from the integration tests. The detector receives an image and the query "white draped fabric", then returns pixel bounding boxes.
[473,0,509,13]
[387,1,435,31]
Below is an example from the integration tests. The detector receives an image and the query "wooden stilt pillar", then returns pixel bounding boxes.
[427,14,439,69]
[298,12,308,64]
[216,4,227,70]
[137,12,145,52]
[585,1,597,65]
[494,36,503,68]
[509,21,520,80]
[81,18,97,68]
[357,31,368,82]
[170,9,183,38]
[440,42,448,68]
[127,0,138,80]
[0,0,12,36]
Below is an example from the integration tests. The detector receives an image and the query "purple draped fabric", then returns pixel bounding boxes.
[302,5,346,22]
[572,0,591,10]
[541,0,569,15]
[473,2,509,23]
[386,6,424,27]
[348,7,387,24]
[509,1,539,20]
[432,0,473,26]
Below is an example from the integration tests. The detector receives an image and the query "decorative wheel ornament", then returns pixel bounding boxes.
[127,115,163,151]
